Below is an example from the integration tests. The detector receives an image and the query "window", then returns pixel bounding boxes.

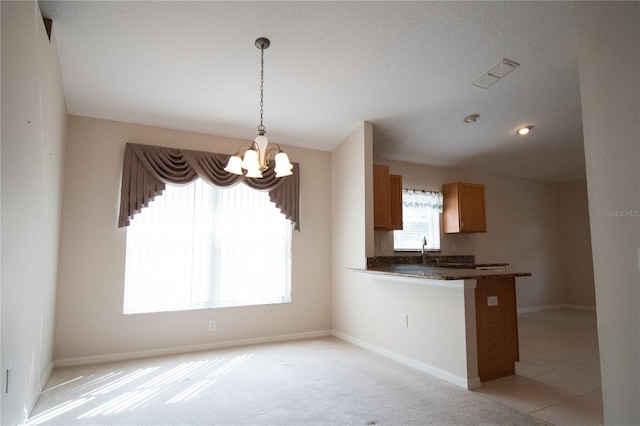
[393,189,442,251]
[124,179,292,314]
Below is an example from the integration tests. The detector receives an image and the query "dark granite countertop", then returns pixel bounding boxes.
[356,255,530,280]
[439,262,510,269]
[350,264,531,280]
[366,255,505,268]
[367,255,476,268]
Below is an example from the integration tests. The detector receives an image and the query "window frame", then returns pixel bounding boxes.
[393,189,442,252]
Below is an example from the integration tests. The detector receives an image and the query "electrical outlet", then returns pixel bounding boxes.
[381,241,386,251]
[487,296,498,306]
[400,313,408,328]
[208,320,217,332]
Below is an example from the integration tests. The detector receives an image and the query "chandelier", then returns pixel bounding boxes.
[224,38,293,178]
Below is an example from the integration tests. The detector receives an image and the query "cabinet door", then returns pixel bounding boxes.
[442,183,461,233]
[373,165,390,229]
[475,276,519,381]
[389,174,403,230]
[458,183,486,232]
[443,182,486,233]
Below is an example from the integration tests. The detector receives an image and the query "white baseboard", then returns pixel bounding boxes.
[54,330,331,368]
[565,304,598,312]
[517,303,597,314]
[25,361,55,424]
[331,330,481,390]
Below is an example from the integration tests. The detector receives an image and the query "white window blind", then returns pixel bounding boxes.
[393,189,442,251]
[124,179,292,314]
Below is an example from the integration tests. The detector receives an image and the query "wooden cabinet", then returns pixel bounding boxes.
[373,164,403,230]
[475,276,519,381]
[442,182,486,233]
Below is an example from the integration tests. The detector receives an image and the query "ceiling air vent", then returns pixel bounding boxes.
[472,59,520,89]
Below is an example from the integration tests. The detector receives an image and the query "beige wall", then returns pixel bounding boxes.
[1,2,68,424]
[54,116,332,362]
[576,2,640,423]
[330,122,373,337]
[559,181,595,307]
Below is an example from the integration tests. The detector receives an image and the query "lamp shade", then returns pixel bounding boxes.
[224,154,244,175]
[241,149,260,171]
[274,152,293,177]
[245,168,263,178]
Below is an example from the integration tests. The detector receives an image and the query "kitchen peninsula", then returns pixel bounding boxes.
[349,256,531,388]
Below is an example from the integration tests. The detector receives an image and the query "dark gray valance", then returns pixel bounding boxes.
[118,143,300,230]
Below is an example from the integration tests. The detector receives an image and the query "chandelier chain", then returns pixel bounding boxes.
[258,45,265,133]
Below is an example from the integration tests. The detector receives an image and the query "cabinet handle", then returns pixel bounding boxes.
[461,220,464,230]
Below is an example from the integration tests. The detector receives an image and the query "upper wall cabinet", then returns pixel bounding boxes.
[443,182,486,233]
[373,164,403,230]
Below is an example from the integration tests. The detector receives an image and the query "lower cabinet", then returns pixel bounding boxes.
[475,276,519,381]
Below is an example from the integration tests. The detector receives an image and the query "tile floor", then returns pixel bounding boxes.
[473,308,603,425]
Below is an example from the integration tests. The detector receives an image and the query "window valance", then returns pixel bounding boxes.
[402,189,443,212]
[118,143,300,230]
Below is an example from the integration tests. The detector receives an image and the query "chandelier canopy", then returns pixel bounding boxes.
[224,38,293,179]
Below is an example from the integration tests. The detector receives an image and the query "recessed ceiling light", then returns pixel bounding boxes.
[517,125,533,135]
[464,114,481,123]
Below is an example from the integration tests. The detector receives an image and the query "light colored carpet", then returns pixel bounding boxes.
[29,337,548,425]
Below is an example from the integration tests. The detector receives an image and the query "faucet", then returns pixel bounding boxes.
[421,236,428,264]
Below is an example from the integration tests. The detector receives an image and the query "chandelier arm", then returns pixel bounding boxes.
[232,144,254,156]
[251,141,261,154]
[264,145,280,164]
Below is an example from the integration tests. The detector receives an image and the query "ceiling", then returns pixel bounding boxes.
[38,1,586,182]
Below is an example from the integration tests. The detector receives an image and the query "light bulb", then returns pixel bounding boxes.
[517,126,533,135]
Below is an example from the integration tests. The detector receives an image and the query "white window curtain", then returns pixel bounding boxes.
[124,179,292,314]
[214,183,292,307]
[393,189,443,251]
